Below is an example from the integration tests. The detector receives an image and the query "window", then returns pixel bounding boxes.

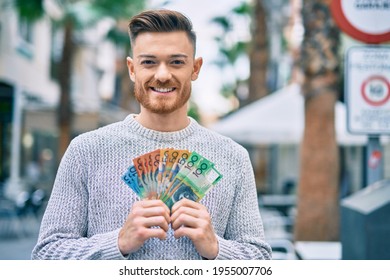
[16,18,34,59]
[18,19,33,44]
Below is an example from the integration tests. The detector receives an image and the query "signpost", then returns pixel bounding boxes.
[330,0,390,44]
[331,0,390,186]
[345,47,390,135]
[345,46,390,185]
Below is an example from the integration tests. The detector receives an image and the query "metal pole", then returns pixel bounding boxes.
[366,135,383,186]
[6,83,24,199]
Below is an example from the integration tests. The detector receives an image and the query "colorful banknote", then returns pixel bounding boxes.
[122,149,222,208]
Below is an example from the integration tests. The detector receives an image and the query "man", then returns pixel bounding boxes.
[32,9,272,260]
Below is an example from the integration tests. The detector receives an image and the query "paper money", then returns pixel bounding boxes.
[122,149,222,208]
[122,164,144,197]
[132,149,160,198]
[164,153,223,209]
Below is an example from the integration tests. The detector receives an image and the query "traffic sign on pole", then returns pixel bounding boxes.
[331,0,390,44]
[345,46,390,135]
[332,1,390,186]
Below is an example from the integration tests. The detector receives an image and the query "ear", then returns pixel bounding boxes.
[126,57,135,82]
[191,57,203,81]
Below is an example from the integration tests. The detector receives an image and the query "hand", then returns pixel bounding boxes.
[118,199,170,256]
[171,198,218,259]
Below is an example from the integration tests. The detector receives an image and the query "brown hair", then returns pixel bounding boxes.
[128,9,196,54]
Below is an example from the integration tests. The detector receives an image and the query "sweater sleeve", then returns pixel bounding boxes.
[215,149,272,260]
[31,139,126,260]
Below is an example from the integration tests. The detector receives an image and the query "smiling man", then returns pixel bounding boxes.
[32,9,272,260]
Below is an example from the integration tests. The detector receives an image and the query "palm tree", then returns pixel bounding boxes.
[14,0,145,161]
[247,0,268,104]
[294,0,341,241]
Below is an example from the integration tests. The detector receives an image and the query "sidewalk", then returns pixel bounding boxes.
[0,216,40,260]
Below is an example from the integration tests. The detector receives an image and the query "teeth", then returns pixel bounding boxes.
[153,87,174,93]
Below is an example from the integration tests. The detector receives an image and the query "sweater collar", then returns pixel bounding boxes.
[124,114,198,142]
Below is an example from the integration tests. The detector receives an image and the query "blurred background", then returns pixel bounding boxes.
[0,0,389,260]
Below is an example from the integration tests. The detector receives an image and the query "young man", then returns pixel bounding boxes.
[32,9,272,260]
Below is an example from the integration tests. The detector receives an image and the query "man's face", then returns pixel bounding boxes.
[127,31,202,115]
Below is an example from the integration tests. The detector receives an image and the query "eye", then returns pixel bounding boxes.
[140,60,156,65]
[171,60,185,65]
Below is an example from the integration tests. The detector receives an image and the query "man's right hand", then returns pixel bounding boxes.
[118,199,170,256]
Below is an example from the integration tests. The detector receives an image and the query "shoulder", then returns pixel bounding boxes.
[68,120,126,152]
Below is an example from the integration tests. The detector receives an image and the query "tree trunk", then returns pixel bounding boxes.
[294,0,340,241]
[247,0,268,104]
[57,19,74,162]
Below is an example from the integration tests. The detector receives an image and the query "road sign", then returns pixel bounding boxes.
[331,0,390,44]
[345,46,390,134]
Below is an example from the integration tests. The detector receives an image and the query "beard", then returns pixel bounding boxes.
[134,79,191,114]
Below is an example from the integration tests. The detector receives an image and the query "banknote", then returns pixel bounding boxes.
[163,154,223,209]
[159,149,190,200]
[133,149,160,198]
[122,164,144,196]
[122,149,222,208]
[161,151,202,202]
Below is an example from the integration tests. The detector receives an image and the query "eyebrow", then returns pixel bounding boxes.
[137,54,189,59]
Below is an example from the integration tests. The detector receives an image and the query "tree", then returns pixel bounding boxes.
[14,0,145,162]
[294,0,341,241]
[211,12,249,107]
[247,0,268,104]
[211,0,269,108]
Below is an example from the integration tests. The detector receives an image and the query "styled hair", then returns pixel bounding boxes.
[128,9,196,54]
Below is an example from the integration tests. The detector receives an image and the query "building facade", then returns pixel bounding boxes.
[0,1,128,198]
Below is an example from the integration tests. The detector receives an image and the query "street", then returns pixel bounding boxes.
[0,215,40,260]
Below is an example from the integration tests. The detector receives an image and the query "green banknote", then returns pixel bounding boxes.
[163,153,223,209]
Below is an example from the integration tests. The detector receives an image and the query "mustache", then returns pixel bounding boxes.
[148,79,178,88]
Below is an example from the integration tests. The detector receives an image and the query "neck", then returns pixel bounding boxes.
[135,107,190,132]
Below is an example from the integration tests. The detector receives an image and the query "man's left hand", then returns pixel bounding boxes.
[171,198,218,260]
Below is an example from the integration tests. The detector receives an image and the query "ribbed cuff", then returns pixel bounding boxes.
[214,235,233,260]
[100,228,128,260]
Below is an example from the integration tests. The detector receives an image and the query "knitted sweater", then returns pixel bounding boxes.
[32,114,272,260]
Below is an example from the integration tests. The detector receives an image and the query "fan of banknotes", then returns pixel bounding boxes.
[122,149,223,209]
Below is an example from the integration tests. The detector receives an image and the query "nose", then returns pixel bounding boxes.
[154,63,172,83]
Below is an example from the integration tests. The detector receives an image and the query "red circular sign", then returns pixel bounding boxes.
[331,0,390,44]
[361,75,390,106]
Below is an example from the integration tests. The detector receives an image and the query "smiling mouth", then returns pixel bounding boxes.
[151,87,175,93]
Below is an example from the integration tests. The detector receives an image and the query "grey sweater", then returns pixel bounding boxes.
[32,114,272,260]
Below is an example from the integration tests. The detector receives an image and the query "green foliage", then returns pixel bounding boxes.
[211,1,252,68]
[107,28,130,46]
[211,1,252,104]
[15,0,44,21]
[220,41,249,64]
[210,16,231,31]
[232,1,252,15]
[187,100,201,122]
[93,0,145,19]
[220,84,237,98]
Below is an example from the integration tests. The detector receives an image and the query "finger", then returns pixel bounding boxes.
[138,199,170,212]
[141,227,168,241]
[174,226,198,239]
[142,216,170,232]
[132,201,170,222]
[136,206,170,221]
[171,198,201,213]
[170,205,201,222]
[171,213,200,230]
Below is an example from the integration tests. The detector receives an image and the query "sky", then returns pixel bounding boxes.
[147,0,251,116]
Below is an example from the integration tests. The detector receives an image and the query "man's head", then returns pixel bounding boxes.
[127,9,202,116]
[128,9,197,56]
